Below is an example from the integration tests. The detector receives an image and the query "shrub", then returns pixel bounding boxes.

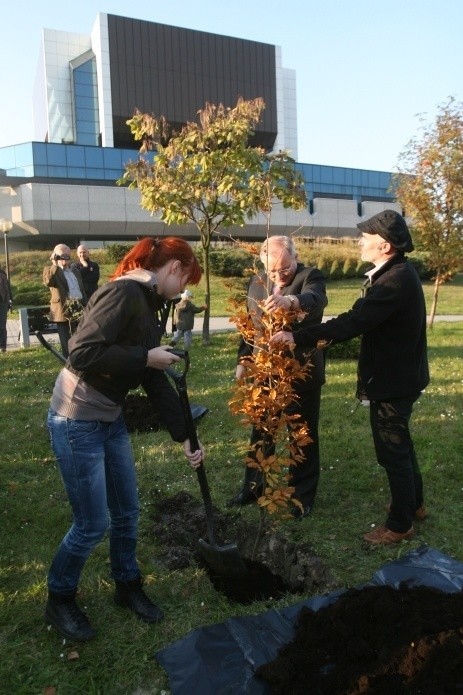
[316,256,330,277]
[105,243,134,264]
[408,256,433,280]
[342,258,356,278]
[206,249,254,277]
[325,336,361,359]
[13,287,49,307]
[328,259,343,280]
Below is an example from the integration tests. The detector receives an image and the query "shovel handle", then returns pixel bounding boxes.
[166,356,217,546]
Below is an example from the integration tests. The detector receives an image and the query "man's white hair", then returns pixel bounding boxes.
[260,235,297,261]
[50,243,71,260]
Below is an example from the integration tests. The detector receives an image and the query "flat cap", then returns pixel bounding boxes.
[357,210,414,252]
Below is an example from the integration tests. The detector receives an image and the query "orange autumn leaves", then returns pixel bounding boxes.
[229,285,313,518]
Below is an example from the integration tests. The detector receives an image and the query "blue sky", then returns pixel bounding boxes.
[2,0,462,172]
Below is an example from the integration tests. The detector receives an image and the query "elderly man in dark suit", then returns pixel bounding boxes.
[228,235,328,519]
[271,210,429,544]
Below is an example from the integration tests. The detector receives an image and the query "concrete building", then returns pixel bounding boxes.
[0,13,398,251]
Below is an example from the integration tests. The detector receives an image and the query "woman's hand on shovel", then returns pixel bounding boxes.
[146,346,182,369]
[183,439,204,469]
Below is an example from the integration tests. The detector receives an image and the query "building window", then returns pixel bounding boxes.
[72,57,100,147]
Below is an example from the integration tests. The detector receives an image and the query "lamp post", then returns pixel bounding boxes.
[0,218,13,281]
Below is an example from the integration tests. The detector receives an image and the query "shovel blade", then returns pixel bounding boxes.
[198,538,248,578]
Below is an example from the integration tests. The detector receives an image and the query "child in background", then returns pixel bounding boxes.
[170,290,207,349]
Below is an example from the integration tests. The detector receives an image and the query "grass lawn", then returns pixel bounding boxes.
[1,324,462,693]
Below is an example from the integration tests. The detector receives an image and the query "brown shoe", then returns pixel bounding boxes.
[364,525,415,545]
[385,502,428,521]
[414,505,428,521]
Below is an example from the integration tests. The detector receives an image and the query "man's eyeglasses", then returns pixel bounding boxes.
[267,262,295,278]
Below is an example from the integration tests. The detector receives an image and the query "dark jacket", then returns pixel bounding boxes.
[66,274,188,442]
[293,254,429,400]
[0,269,12,303]
[71,260,100,297]
[174,299,204,331]
[43,265,87,322]
[238,263,328,392]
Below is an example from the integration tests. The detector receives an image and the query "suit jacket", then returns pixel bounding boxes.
[71,260,100,297]
[237,263,328,392]
[292,254,429,400]
[43,265,86,322]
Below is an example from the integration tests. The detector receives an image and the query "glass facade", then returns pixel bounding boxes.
[72,58,100,147]
[0,143,136,182]
[0,142,394,202]
[296,163,394,203]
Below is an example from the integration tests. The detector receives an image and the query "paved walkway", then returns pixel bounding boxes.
[5,316,235,352]
[5,314,463,352]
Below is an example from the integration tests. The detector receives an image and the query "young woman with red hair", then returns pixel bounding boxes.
[44,237,204,641]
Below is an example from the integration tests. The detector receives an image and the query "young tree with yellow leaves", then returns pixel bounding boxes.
[120,98,307,343]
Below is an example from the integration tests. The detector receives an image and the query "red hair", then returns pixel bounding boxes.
[111,237,202,284]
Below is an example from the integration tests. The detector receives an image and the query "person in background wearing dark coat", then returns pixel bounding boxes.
[228,235,328,519]
[169,289,207,349]
[0,266,13,352]
[72,245,100,298]
[270,210,429,545]
[44,237,204,642]
[43,244,87,358]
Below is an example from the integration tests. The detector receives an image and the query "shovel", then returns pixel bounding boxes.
[165,351,248,579]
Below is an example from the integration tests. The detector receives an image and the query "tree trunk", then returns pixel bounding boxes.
[201,239,211,345]
[428,274,440,329]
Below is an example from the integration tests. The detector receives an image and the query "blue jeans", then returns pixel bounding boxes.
[172,328,193,350]
[46,410,140,594]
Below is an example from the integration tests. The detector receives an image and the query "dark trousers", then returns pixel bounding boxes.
[0,301,7,350]
[241,387,321,508]
[369,395,424,532]
[56,318,80,358]
[56,321,71,358]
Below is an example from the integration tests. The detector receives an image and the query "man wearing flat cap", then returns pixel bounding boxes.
[270,210,429,546]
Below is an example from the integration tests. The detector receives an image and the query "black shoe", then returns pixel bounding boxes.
[226,487,262,507]
[291,503,312,520]
[114,578,164,623]
[45,592,96,641]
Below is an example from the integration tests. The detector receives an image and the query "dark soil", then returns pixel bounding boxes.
[124,393,208,433]
[257,584,463,694]
[151,491,337,603]
[124,394,163,433]
[136,390,463,692]
[152,493,463,692]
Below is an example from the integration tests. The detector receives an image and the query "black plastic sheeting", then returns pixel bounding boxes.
[155,546,463,694]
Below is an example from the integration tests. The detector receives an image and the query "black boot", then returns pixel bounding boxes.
[226,484,263,507]
[114,578,164,623]
[45,591,96,641]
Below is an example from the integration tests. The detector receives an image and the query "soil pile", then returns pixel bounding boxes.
[257,584,463,694]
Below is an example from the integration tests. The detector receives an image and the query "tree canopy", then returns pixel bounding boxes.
[120,98,307,342]
[393,97,463,326]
